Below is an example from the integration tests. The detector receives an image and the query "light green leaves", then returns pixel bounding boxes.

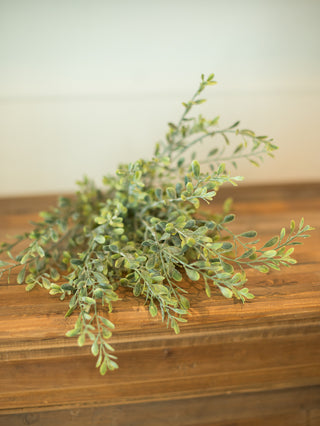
[262,236,279,248]
[191,160,200,177]
[0,72,313,378]
[264,250,277,258]
[99,317,115,329]
[91,340,99,357]
[166,187,176,199]
[77,334,85,347]
[221,261,234,273]
[223,214,235,223]
[219,286,233,298]
[290,219,296,233]
[185,268,200,281]
[66,328,80,337]
[149,302,158,317]
[240,231,257,238]
[252,265,269,273]
[17,266,26,284]
[21,252,31,264]
[205,281,211,298]
[36,245,45,258]
[99,361,107,375]
[155,188,162,200]
[25,282,36,292]
[172,268,183,282]
[95,235,106,244]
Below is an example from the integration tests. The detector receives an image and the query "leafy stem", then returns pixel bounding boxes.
[0,73,313,375]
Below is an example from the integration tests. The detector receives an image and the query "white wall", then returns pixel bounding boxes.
[0,0,319,196]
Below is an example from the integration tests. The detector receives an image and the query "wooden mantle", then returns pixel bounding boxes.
[0,183,320,425]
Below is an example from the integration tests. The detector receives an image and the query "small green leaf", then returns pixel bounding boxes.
[61,283,74,291]
[194,98,206,105]
[96,351,103,368]
[21,252,31,264]
[100,316,115,329]
[191,160,200,177]
[219,286,233,299]
[25,282,36,292]
[71,259,83,266]
[104,342,115,352]
[91,341,99,357]
[36,245,45,258]
[234,143,243,154]
[245,292,255,299]
[221,261,234,273]
[95,216,107,225]
[172,268,183,282]
[50,268,60,281]
[249,159,259,167]
[171,318,180,334]
[205,282,211,298]
[17,266,26,284]
[42,277,51,289]
[177,158,185,167]
[149,303,158,317]
[179,295,190,310]
[186,237,196,247]
[152,275,165,283]
[95,235,106,244]
[152,284,168,295]
[155,188,162,200]
[166,187,176,199]
[262,236,279,248]
[108,359,119,371]
[254,265,269,273]
[100,361,107,375]
[217,163,225,174]
[185,268,200,281]
[78,334,85,347]
[113,228,124,235]
[66,328,80,337]
[222,242,233,251]
[209,148,218,156]
[240,248,255,259]
[222,134,230,145]
[65,306,76,318]
[223,214,235,223]
[186,181,194,193]
[133,282,142,297]
[285,247,295,256]
[93,288,104,299]
[240,231,257,238]
[264,250,277,258]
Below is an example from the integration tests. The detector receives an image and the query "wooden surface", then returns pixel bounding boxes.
[0,183,320,425]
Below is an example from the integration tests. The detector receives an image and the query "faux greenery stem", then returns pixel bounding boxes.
[0,73,313,375]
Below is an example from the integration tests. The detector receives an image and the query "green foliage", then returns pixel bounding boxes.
[0,74,314,375]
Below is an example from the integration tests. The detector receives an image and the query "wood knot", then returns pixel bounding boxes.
[24,413,39,425]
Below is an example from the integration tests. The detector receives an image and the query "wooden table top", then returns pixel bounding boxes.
[0,183,320,423]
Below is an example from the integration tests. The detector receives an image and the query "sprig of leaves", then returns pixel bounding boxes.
[159,73,277,174]
[0,74,314,375]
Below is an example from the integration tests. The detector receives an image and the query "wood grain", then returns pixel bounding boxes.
[0,183,319,425]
